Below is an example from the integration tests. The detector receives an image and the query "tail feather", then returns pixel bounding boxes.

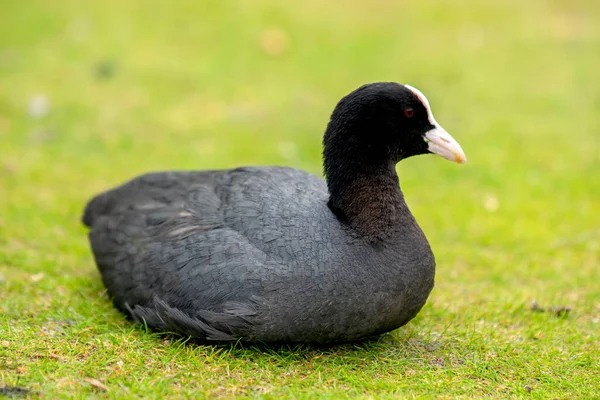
[127,297,258,342]
[82,193,109,227]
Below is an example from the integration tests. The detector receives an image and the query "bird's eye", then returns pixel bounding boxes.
[404,108,415,118]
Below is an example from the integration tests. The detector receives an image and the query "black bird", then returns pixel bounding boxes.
[82,82,466,344]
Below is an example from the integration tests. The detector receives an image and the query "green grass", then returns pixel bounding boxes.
[1,0,599,398]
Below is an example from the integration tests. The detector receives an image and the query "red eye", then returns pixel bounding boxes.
[404,108,415,118]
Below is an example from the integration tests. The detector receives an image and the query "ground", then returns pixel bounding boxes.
[0,0,599,398]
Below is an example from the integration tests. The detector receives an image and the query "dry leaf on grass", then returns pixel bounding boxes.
[85,378,108,392]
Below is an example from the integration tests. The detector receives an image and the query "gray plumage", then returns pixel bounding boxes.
[83,82,465,344]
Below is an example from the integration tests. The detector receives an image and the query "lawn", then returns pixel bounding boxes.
[1,0,599,398]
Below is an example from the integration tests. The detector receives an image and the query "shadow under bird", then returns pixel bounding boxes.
[82,82,466,344]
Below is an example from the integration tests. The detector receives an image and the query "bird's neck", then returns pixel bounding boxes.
[324,154,409,241]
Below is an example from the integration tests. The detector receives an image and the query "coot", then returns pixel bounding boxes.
[83,82,466,344]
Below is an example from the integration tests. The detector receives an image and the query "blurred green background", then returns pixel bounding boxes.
[1,0,599,398]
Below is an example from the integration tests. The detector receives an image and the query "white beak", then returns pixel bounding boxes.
[424,126,467,164]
